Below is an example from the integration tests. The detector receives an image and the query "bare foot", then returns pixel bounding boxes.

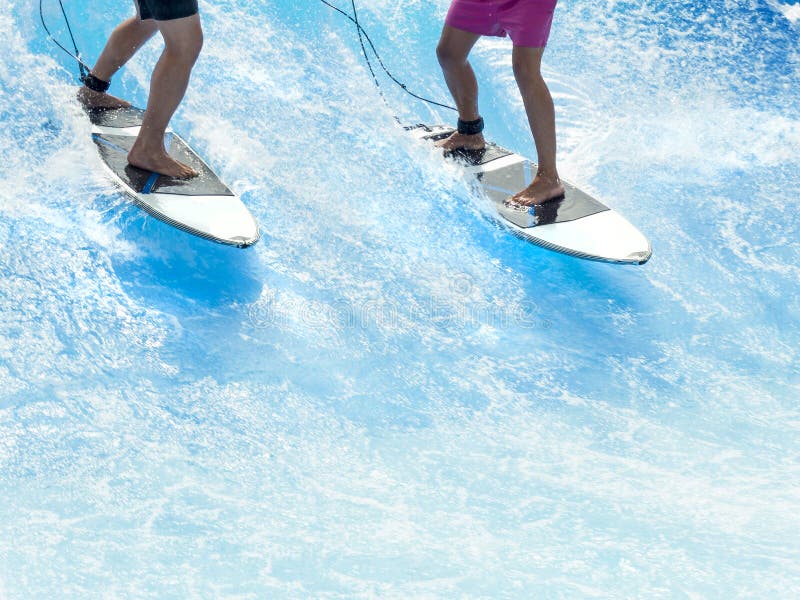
[127,145,198,179]
[77,86,131,110]
[435,131,486,151]
[507,173,565,207]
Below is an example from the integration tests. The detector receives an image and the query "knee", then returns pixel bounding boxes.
[512,52,543,84]
[511,59,542,83]
[188,32,204,62]
[437,41,465,71]
[165,30,204,65]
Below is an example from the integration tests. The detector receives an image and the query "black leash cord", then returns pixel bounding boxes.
[319,0,457,112]
[39,0,91,80]
[351,0,382,97]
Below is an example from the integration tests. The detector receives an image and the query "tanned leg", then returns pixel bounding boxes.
[508,45,564,206]
[127,14,203,179]
[77,15,158,110]
[435,25,486,151]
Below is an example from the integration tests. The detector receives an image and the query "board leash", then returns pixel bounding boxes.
[318,0,457,116]
[39,0,91,81]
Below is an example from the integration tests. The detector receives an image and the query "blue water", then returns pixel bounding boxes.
[1,0,799,597]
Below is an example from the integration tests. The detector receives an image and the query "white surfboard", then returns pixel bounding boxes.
[88,106,259,248]
[410,124,651,265]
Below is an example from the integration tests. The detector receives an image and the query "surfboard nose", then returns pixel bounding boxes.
[91,108,260,248]
[626,248,652,265]
[141,193,261,247]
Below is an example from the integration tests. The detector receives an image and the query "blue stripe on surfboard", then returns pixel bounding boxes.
[142,172,160,194]
[91,133,128,154]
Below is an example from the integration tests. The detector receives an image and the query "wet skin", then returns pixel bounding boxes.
[436,25,565,206]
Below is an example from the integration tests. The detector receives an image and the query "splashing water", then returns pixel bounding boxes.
[1,0,799,596]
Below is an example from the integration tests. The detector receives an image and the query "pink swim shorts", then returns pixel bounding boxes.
[445,0,558,48]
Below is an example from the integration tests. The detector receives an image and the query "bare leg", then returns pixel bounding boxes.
[508,45,564,206]
[434,25,486,151]
[127,14,203,179]
[77,15,158,110]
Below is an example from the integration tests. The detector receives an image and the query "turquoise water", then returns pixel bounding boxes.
[1,0,799,597]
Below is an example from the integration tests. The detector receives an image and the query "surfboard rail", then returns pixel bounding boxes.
[409,123,652,265]
[87,105,260,248]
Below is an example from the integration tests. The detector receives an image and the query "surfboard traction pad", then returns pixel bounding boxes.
[92,132,234,197]
[414,125,608,227]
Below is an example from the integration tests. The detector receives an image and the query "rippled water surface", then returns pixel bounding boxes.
[1,0,799,597]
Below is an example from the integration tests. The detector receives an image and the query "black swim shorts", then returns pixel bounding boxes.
[137,0,199,21]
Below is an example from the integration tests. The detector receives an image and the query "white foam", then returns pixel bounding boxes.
[770,1,800,23]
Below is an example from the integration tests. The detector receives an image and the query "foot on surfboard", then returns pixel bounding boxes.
[90,104,259,247]
[127,147,198,179]
[434,131,486,152]
[506,174,565,207]
[77,86,131,111]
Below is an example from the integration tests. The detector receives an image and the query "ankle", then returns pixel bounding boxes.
[536,168,560,182]
[129,141,162,156]
[82,73,110,94]
[457,116,484,136]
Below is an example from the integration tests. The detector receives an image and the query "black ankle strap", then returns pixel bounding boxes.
[457,117,484,136]
[82,73,110,93]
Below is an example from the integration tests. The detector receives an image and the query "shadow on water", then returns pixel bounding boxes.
[107,200,264,312]
[474,206,655,304]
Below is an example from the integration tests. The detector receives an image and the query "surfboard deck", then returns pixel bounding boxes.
[87,105,259,248]
[409,124,651,265]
